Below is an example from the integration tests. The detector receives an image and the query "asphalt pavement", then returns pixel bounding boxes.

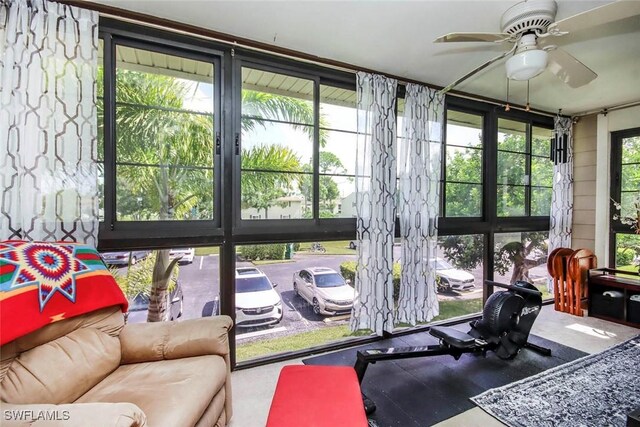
[178,252,358,341]
[143,248,548,343]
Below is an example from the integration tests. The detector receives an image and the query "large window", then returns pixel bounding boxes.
[98,36,221,235]
[497,118,553,217]
[234,241,363,362]
[318,85,357,218]
[494,232,550,295]
[100,246,220,324]
[240,68,314,220]
[498,119,527,216]
[611,128,640,270]
[531,126,554,216]
[435,234,485,320]
[444,111,483,217]
[98,20,556,368]
[239,68,358,221]
[115,46,215,221]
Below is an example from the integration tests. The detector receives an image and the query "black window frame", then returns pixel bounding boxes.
[98,22,225,250]
[495,113,554,219]
[442,106,486,219]
[234,61,319,229]
[96,17,558,370]
[231,54,358,243]
[440,98,553,301]
[609,127,640,267]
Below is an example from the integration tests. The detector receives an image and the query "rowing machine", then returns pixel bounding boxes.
[354,280,551,414]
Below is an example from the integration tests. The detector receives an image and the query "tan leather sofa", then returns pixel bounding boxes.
[0,306,233,427]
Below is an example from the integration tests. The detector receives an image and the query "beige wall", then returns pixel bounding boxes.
[574,105,640,266]
[572,114,597,251]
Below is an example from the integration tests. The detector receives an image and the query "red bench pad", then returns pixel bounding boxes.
[266,365,368,427]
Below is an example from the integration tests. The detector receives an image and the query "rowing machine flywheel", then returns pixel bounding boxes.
[482,290,525,336]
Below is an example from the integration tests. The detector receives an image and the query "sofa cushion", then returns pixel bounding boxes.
[76,355,227,427]
[1,306,124,383]
[1,327,121,404]
[119,316,232,364]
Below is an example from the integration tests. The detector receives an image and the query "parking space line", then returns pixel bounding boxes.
[323,314,350,323]
[287,300,311,327]
[237,326,286,340]
[199,256,204,270]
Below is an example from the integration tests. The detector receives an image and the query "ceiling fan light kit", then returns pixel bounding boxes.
[506,48,548,81]
[433,0,639,94]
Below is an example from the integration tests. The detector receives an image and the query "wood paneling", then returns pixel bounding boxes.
[572,115,597,251]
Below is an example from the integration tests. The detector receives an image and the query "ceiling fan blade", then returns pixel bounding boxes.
[434,32,511,43]
[549,0,640,34]
[440,44,517,94]
[547,47,598,88]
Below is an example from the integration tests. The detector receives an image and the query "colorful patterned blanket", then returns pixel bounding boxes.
[0,241,128,345]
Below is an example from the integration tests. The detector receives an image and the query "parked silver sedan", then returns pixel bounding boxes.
[101,250,151,266]
[293,267,355,316]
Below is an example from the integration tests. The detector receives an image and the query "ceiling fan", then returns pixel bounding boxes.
[436,0,640,93]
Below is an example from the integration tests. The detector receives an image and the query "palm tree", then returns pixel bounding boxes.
[105,70,213,321]
[241,145,301,219]
[240,90,333,218]
[104,70,327,321]
[241,90,329,147]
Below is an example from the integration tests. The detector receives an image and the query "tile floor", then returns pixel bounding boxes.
[229,305,638,427]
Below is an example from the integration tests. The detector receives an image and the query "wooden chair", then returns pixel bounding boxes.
[567,248,597,316]
[547,247,574,313]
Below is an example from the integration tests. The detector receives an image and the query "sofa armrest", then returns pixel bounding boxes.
[119,316,233,364]
[0,402,146,427]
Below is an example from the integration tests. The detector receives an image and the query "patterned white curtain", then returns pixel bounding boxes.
[0,0,99,246]
[397,84,444,325]
[549,116,574,252]
[350,72,398,336]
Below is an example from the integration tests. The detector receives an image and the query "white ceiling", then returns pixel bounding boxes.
[96,0,640,115]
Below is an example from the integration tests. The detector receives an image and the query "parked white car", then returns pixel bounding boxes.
[432,258,475,291]
[169,247,195,264]
[293,267,356,316]
[235,267,283,328]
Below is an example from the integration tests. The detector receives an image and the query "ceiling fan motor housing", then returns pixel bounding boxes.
[501,0,558,35]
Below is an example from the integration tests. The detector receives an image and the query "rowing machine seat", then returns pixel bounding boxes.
[429,326,477,349]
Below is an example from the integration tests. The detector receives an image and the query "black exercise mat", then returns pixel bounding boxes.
[303,328,587,427]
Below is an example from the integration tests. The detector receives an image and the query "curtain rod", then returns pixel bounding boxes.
[56,0,558,118]
[573,100,640,118]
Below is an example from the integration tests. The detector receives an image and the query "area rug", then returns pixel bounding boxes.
[303,328,587,427]
[472,334,640,427]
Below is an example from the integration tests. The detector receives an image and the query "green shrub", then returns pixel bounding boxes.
[110,251,177,301]
[241,244,286,261]
[616,248,635,266]
[293,243,301,252]
[340,261,401,301]
[340,261,357,284]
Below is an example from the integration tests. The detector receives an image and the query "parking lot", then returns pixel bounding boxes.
[177,252,360,342]
[113,246,548,343]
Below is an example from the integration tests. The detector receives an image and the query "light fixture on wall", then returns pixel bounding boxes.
[505,34,549,81]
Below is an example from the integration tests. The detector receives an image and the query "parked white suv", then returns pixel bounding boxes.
[293,267,356,315]
[432,258,475,291]
[235,267,283,328]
